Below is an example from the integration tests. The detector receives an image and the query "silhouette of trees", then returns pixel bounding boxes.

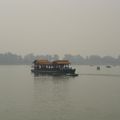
[0,52,120,65]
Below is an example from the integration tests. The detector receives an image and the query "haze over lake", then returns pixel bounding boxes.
[0,65,120,120]
[0,0,120,57]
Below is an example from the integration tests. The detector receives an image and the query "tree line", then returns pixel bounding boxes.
[0,52,120,65]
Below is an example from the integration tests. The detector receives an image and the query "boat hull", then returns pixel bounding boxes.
[31,69,78,77]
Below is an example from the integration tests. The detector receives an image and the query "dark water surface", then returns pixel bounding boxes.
[0,65,120,120]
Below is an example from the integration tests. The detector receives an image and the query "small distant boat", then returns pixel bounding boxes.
[31,59,78,77]
[106,65,111,68]
[97,66,100,70]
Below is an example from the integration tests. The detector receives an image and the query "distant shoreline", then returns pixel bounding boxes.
[0,52,120,66]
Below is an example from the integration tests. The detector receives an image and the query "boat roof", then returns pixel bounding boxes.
[52,60,70,65]
[34,59,70,65]
[35,59,51,65]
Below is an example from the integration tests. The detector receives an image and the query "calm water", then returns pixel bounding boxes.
[0,65,120,120]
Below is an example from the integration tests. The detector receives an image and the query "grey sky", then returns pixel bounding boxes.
[0,0,120,57]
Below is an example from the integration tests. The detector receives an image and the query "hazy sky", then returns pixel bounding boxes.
[0,0,120,57]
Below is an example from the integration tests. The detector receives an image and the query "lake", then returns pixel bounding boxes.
[0,65,120,120]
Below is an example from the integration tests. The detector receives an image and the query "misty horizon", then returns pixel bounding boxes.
[0,52,120,65]
[0,52,120,58]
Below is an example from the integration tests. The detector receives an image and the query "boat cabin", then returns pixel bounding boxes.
[33,60,71,70]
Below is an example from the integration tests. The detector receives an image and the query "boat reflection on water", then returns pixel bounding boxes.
[31,59,79,77]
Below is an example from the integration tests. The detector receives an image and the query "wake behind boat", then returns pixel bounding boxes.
[31,59,78,76]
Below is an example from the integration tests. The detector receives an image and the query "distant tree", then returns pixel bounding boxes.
[23,53,35,65]
[0,52,23,65]
[102,56,116,65]
[63,54,85,64]
[88,55,102,65]
[52,54,59,61]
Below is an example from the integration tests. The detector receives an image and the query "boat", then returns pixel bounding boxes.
[97,66,100,70]
[31,59,78,76]
[106,65,111,68]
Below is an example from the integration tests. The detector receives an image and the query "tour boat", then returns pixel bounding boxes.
[31,59,78,76]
